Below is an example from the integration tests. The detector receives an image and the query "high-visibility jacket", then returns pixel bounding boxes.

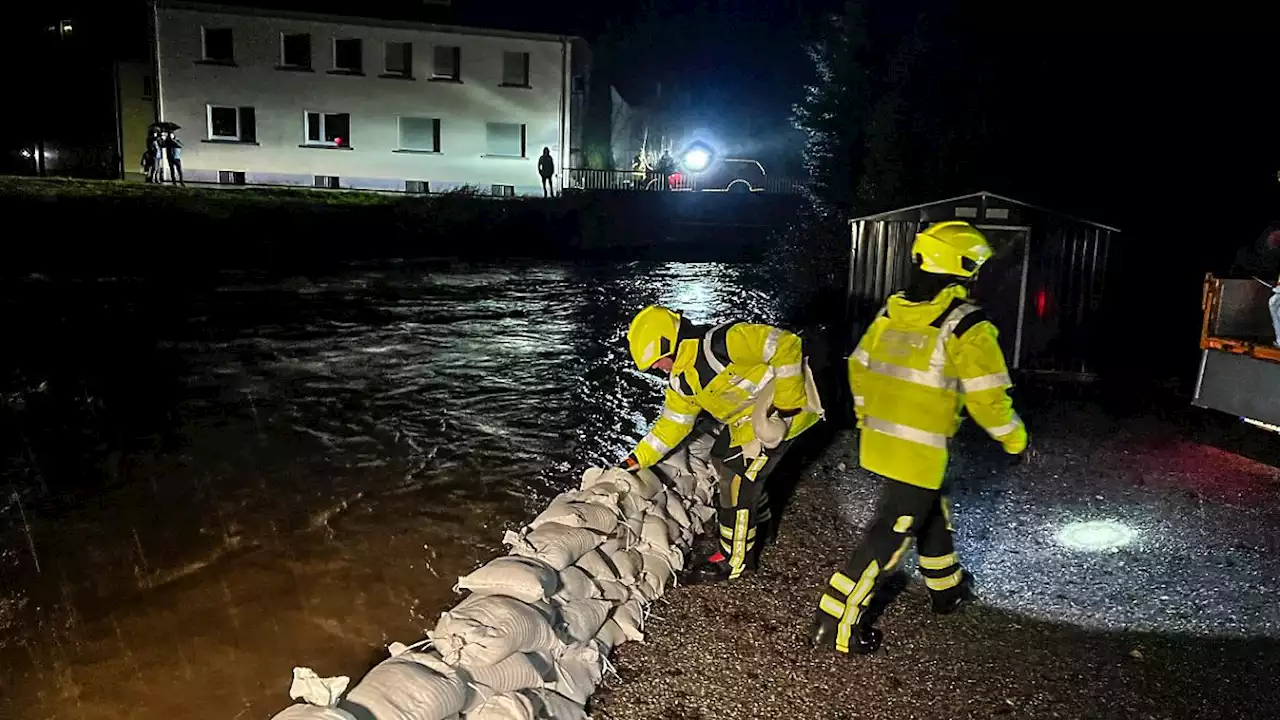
[629,321,821,468]
[850,284,1027,490]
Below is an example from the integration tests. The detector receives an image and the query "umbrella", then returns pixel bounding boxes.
[149,121,181,132]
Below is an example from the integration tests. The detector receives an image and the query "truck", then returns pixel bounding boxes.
[1193,273,1280,432]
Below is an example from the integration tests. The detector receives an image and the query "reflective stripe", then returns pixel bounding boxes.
[720,524,757,540]
[641,432,671,455]
[744,454,769,482]
[819,594,846,619]
[661,407,698,425]
[918,552,959,570]
[853,395,865,407]
[851,348,870,366]
[892,515,914,533]
[928,303,980,378]
[830,572,857,596]
[836,560,880,653]
[988,414,1023,438]
[924,568,965,591]
[702,323,732,374]
[728,508,750,578]
[775,363,802,378]
[941,497,954,532]
[862,357,954,390]
[885,537,912,572]
[863,416,948,449]
[762,327,782,362]
[961,372,1012,393]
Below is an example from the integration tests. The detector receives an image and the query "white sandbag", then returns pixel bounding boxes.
[530,498,619,535]
[617,491,648,518]
[606,547,643,581]
[466,690,587,720]
[456,556,561,604]
[429,596,561,667]
[290,667,350,708]
[571,549,617,581]
[620,514,645,543]
[636,549,677,589]
[657,446,692,478]
[594,617,629,652]
[462,651,554,695]
[611,599,645,643]
[504,523,603,571]
[692,504,716,524]
[582,466,663,500]
[640,512,672,549]
[623,468,665,499]
[554,598,611,644]
[553,565,601,601]
[551,642,606,704]
[340,654,468,720]
[272,706,358,720]
[664,471,697,500]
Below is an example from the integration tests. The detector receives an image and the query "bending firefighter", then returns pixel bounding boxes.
[623,307,824,583]
[810,220,1030,655]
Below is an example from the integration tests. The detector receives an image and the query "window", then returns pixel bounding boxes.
[333,38,363,73]
[314,176,341,189]
[202,28,234,63]
[405,180,430,194]
[207,106,256,142]
[398,117,441,152]
[218,170,246,185]
[501,51,530,87]
[142,75,155,99]
[281,33,311,69]
[306,112,351,147]
[384,41,412,77]
[433,45,460,81]
[491,184,515,197]
[485,122,526,157]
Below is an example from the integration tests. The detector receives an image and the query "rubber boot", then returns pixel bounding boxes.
[930,570,976,615]
[681,548,759,585]
[807,611,882,656]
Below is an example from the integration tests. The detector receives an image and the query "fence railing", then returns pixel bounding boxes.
[565,168,806,195]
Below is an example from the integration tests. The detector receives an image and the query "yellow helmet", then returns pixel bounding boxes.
[911,221,993,278]
[627,305,682,371]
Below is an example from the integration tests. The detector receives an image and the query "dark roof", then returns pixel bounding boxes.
[851,191,1121,233]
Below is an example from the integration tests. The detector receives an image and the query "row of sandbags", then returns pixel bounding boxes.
[273,430,721,720]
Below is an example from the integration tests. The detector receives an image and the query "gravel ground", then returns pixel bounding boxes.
[593,394,1280,720]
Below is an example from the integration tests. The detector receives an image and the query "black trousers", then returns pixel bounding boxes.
[816,476,963,653]
[711,430,793,578]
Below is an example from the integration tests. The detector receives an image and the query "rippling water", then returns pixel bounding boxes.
[0,259,795,720]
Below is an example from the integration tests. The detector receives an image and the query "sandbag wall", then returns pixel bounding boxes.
[272,431,721,720]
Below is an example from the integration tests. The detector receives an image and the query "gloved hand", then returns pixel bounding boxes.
[619,455,640,472]
[1010,433,1036,466]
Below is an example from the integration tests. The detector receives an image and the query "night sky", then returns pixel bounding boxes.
[4,0,1277,250]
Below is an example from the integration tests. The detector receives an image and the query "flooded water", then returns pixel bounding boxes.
[0,260,795,720]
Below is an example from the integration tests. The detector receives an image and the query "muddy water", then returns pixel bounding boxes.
[0,260,791,720]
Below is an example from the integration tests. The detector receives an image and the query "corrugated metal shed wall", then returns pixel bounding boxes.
[845,193,1116,376]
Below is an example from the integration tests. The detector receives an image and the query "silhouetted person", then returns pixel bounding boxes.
[538,147,555,197]
[163,132,184,185]
[145,129,162,182]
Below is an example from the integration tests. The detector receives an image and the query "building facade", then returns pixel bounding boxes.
[148,1,586,195]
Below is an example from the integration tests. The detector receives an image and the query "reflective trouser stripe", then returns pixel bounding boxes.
[924,568,965,591]
[720,524,758,540]
[941,497,954,532]
[918,552,959,570]
[728,509,751,579]
[884,538,912,573]
[863,416,949,449]
[830,572,856,596]
[720,538,756,554]
[835,560,880,653]
[892,515,914,533]
[819,593,846,619]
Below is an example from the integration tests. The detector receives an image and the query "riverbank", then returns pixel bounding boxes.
[1,177,802,273]
[594,395,1280,720]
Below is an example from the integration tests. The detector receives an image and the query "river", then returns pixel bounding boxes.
[0,260,798,720]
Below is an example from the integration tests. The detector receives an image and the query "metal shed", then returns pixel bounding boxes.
[846,191,1119,377]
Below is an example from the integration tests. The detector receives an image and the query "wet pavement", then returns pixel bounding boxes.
[594,395,1280,720]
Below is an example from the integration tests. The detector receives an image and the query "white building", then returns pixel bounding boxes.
[150,1,588,195]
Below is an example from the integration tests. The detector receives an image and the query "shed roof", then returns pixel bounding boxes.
[850,191,1121,233]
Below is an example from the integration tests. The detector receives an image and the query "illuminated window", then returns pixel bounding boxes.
[485,122,526,157]
[399,117,441,152]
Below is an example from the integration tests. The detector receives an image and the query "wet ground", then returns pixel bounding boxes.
[0,260,792,720]
[594,395,1280,720]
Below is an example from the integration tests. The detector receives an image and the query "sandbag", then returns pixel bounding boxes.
[530,498,619,535]
[571,549,617,581]
[429,596,560,667]
[554,598,611,644]
[272,706,358,720]
[504,523,603,571]
[611,599,645,643]
[462,651,554,695]
[594,617,629,652]
[456,556,561,604]
[663,469,697,500]
[617,491,649,518]
[606,548,643,581]
[553,565,601,601]
[639,512,672,549]
[551,642,606,704]
[341,654,468,720]
[466,689,587,720]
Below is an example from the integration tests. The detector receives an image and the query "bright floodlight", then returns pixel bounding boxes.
[1055,520,1136,552]
[682,146,712,173]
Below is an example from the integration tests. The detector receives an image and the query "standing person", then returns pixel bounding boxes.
[163,131,184,185]
[538,147,556,197]
[809,221,1030,656]
[1269,274,1280,347]
[622,306,825,583]
[145,129,162,183]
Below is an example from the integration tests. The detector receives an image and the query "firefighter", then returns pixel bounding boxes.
[809,220,1030,655]
[623,306,824,583]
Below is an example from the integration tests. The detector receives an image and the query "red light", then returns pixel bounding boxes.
[1035,289,1048,318]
